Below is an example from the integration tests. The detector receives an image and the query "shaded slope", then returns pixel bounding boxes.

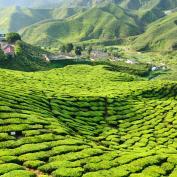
[0,7,51,33]
[22,3,142,46]
[133,11,177,51]
[0,6,84,33]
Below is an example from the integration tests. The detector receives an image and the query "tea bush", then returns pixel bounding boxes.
[0,65,177,176]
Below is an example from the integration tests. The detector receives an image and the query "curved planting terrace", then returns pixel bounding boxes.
[1,65,177,177]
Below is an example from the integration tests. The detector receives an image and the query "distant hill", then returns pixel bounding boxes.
[0,0,62,8]
[22,3,142,46]
[1,0,176,51]
[133,11,177,51]
[62,0,177,10]
[0,6,84,33]
[0,7,51,33]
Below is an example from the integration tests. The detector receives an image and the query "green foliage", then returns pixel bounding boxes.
[22,3,142,47]
[0,61,177,177]
[0,6,83,33]
[0,170,36,177]
[133,11,177,51]
[0,41,49,71]
[60,45,66,53]
[6,33,21,43]
[75,46,82,56]
[66,43,74,53]
[52,167,84,177]
[0,164,24,175]
[87,46,92,56]
[0,48,6,61]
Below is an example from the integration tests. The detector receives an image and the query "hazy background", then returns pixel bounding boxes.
[0,0,63,8]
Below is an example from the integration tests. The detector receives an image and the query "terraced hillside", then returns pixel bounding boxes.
[1,64,177,177]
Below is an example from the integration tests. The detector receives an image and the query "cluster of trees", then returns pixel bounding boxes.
[0,33,22,61]
[0,48,6,61]
[103,47,122,58]
[6,33,21,43]
[60,43,92,56]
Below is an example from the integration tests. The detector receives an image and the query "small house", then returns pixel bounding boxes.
[2,44,15,56]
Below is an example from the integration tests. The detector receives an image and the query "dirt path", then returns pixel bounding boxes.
[26,168,53,177]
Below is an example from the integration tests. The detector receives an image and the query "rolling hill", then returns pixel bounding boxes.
[22,3,142,46]
[0,6,84,33]
[1,63,177,176]
[133,11,177,51]
[0,7,52,33]
[62,0,177,10]
[0,0,62,8]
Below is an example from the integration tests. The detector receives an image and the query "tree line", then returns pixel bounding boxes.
[60,43,92,56]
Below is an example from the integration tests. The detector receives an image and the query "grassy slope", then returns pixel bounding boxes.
[1,64,177,176]
[22,3,142,46]
[133,11,177,51]
[0,7,51,32]
[0,6,83,33]
[0,41,49,71]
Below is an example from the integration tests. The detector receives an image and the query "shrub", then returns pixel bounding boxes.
[23,160,45,168]
[0,163,24,175]
[52,167,84,177]
[1,170,36,177]
[6,33,21,43]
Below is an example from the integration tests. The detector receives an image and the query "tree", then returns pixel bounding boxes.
[82,44,86,51]
[0,48,6,61]
[14,41,23,55]
[66,43,74,53]
[6,33,21,43]
[75,46,82,56]
[60,45,66,53]
[175,20,177,25]
[87,46,92,56]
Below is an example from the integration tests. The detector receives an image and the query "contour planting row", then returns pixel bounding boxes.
[1,85,177,176]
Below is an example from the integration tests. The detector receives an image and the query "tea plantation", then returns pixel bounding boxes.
[1,65,177,177]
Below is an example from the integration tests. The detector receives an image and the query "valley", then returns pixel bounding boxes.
[0,0,177,177]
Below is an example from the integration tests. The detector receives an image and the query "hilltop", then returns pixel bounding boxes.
[22,3,142,46]
[0,0,62,8]
[0,0,177,52]
[0,6,84,33]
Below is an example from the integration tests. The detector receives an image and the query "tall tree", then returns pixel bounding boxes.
[0,48,6,61]
[66,43,74,53]
[87,46,92,56]
[60,45,66,53]
[75,46,82,56]
[6,33,21,43]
